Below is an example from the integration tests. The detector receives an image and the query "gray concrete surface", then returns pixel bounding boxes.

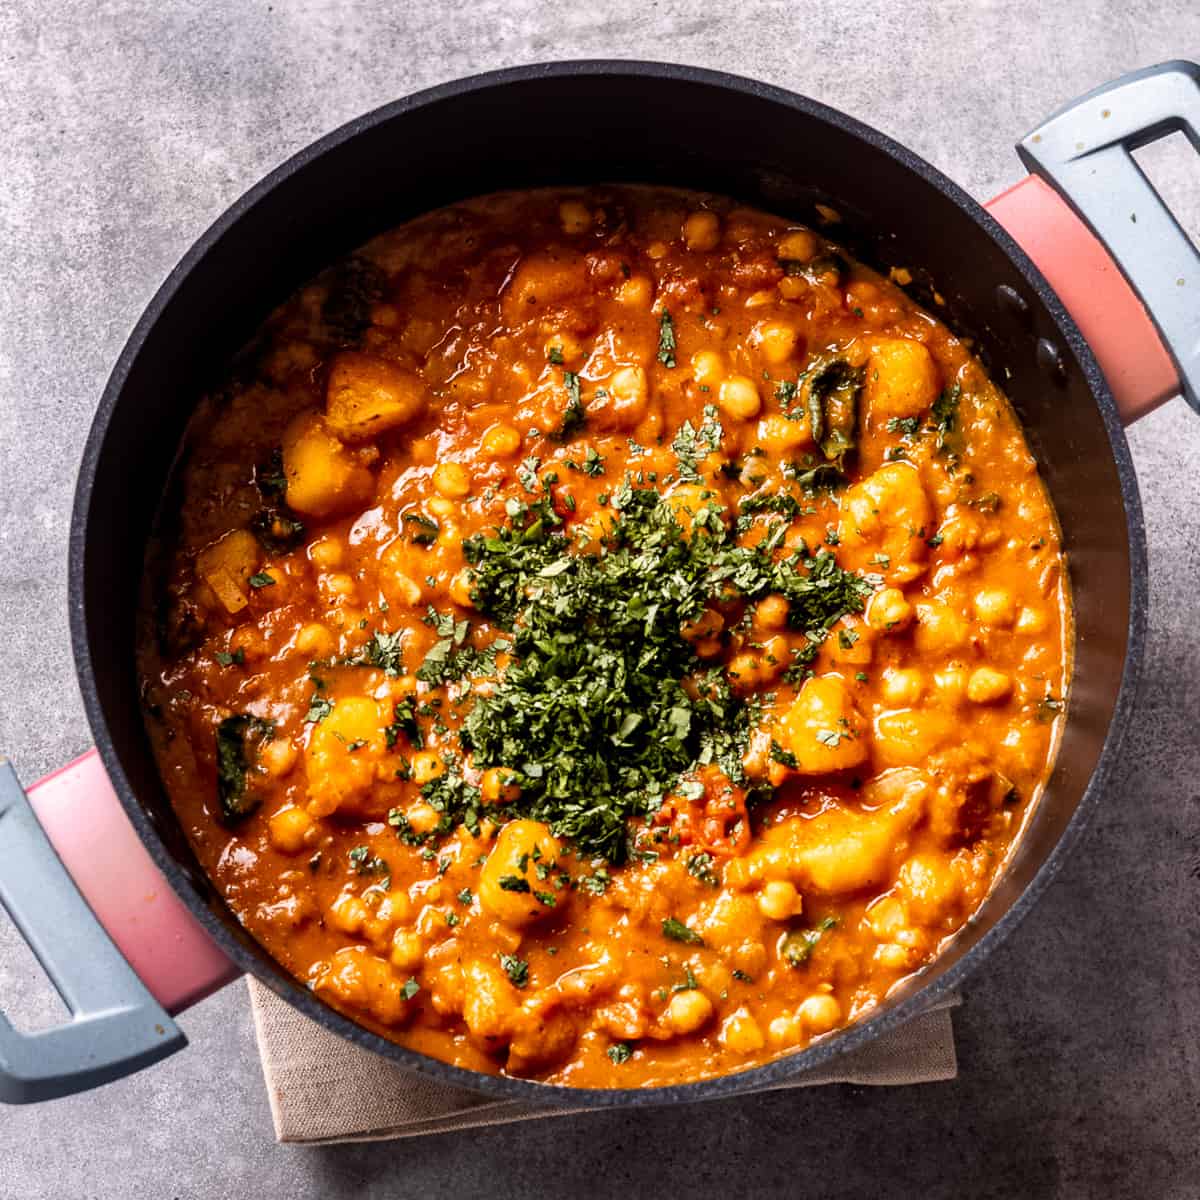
[1,2,1198,1197]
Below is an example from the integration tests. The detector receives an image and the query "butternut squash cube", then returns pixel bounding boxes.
[325,351,426,442]
[196,529,260,614]
[866,338,941,421]
[777,674,869,774]
[282,409,374,518]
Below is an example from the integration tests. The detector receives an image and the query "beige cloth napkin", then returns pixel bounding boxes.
[248,978,959,1144]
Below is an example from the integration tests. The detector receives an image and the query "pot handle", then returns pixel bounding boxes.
[0,751,241,1103]
[985,60,1200,425]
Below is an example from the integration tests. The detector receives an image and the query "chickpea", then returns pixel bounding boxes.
[755,321,799,365]
[875,943,914,971]
[410,751,447,785]
[374,890,413,928]
[881,667,924,707]
[294,621,336,658]
[322,572,357,598]
[798,992,842,1035]
[665,988,714,1035]
[914,602,969,653]
[757,879,803,921]
[696,960,733,996]
[432,462,471,499]
[966,667,1012,704]
[682,210,721,251]
[405,802,442,835]
[973,587,1016,627]
[390,927,425,971]
[261,738,298,779]
[1016,606,1047,635]
[733,940,768,978]
[268,805,313,853]
[767,1015,801,1047]
[777,229,818,262]
[867,587,914,632]
[329,892,370,936]
[559,199,592,234]
[754,594,791,633]
[719,1008,765,1053]
[727,650,778,691]
[755,412,812,454]
[616,274,653,308]
[682,607,724,642]
[481,767,521,805]
[932,668,968,704]
[717,375,762,421]
[607,364,649,428]
[480,423,522,460]
[866,895,909,940]
[691,350,725,389]
[309,536,344,569]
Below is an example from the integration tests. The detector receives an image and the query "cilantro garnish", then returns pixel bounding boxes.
[662,916,704,945]
[456,478,872,863]
[657,309,677,368]
[500,953,529,988]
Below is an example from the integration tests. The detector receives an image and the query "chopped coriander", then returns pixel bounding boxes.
[769,739,799,769]
[403,512,439,546]
[671,965,700,993]
[247,572,276,589]
[662,916,703,945]
[215,648,245,667]
[686,852,719,887]
[500,953,529,988]
[354,629,405,676]
[781,916,838,967]
[556,371,586,440]
[499,874,531,894]
[657,309,677,368]
[607,1042,633,1065]
[401,978,420,1001]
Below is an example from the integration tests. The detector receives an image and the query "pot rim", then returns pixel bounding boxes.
[69,58,1148,1108]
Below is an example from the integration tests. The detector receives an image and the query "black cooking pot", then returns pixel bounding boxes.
[1,59,1197,1106]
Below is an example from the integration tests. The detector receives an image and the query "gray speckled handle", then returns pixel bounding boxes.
[1018,60,1200,414]
[0,760,185,1104]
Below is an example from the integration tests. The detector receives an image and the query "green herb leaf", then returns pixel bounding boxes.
[657,309,677,368]
[215,714,273,822]
[662,916,704,945]
[500,953,529,988]
[780,916,839,967]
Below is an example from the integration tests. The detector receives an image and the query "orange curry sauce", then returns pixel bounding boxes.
[138,187,1069,1088]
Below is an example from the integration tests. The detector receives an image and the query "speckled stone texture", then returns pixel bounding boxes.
[0,3,1197,1197]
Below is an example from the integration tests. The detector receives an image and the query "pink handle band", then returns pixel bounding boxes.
[27,749,240,1015]
[985,175,1180,425]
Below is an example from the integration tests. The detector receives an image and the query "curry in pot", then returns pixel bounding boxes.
[138,187,1069,1087]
